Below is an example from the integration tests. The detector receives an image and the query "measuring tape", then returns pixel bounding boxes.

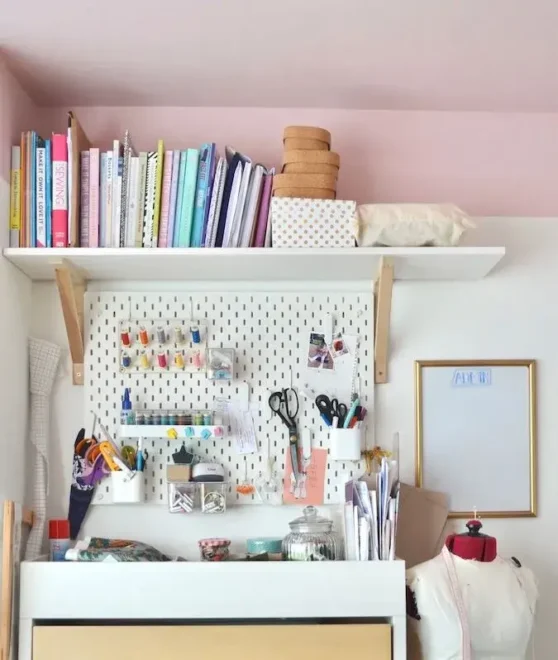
[441,545,472,659]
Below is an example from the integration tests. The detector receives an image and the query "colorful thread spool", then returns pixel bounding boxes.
[191,325,201,344]
[139,352,150,370]
[173,352,185,369]
[203,412,213,426]
[139,326,149,346]
[121,352,132,369]
[157,352,167,369]
[156,326,167,344]
[120,328,131,347]
[174,326,184,344]
[193,412,203,426]
[192,350,202,369]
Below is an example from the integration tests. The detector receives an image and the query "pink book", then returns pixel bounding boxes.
[52,134,68,247]
[253,172,273,247]
[157,150,174,247]
[88,148,100,247]
[80,151,90,246]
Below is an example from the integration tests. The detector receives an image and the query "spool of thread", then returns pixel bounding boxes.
[160,411,170,425]
[193,412,203,426]
[152,412,161,425]
[174,326,184,343]
[177,412,187,425]
[156,326,167,344]
[203,412,213,426]
[139,327,149,346]
[169,412,178,425]
[120,329,131,347]
[122,353,132,369]
[157,352,167,368]
[139,352,150,370]
[192,351,202,369]
[191,325,201,344]
[173,352,185,369]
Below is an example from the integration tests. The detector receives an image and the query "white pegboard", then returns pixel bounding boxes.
[85,292,374,505]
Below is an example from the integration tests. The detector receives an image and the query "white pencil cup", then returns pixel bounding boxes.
[111,471,144,504]
[329,426,362,461]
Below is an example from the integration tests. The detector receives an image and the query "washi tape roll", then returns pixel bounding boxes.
[282,149,341,168]
[273,188,336,200]
[283,125,331,145]
[273,173,337,191]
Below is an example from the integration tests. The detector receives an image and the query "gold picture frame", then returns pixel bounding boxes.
[415,359,537,518]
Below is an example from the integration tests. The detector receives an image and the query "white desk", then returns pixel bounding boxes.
[20,560,406,660]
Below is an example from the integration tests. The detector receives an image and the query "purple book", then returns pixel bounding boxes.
[253,172,273,247]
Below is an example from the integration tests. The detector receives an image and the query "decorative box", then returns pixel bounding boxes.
[270,198,356,248]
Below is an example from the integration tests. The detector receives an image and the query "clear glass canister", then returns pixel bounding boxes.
[282,506,338,561]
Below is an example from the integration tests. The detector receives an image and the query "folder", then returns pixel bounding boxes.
[68,111,91,247]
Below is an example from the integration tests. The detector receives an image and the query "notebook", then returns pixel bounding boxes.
[214,147,250,248]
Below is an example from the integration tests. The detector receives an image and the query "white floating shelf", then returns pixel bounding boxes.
[2,246,505,281]
[119,425,225,439]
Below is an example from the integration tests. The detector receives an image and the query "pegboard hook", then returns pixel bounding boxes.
[54,259,86,386]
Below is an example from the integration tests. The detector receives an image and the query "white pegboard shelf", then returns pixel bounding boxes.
[3,246,504,282]
[119,425,225,439]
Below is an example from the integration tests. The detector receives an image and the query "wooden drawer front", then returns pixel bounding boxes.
[34,623,391,660]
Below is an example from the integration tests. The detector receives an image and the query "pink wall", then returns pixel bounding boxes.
[43,106,558,216]
[0,60,41,181]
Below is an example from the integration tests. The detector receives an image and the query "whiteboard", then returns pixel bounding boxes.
[415,360,536,517]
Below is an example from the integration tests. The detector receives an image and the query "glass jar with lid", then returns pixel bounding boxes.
[282,506,338,561]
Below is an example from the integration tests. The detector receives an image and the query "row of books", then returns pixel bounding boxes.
[9,127,274,249]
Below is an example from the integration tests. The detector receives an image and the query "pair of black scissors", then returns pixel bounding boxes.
[315,395,348,426]
[268,388,300,483]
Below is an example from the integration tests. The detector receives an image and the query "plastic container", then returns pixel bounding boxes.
[49,519,71,561]
[247,537,283,555]
[329,426,362,461]
[168,482,197,514]
[111,471,143,503]
[199,538,231,561]
[200,482,227,513]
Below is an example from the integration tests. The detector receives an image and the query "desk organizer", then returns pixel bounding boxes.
[110,471,144,503]
[329,426,363,461]
[168,482,227,514]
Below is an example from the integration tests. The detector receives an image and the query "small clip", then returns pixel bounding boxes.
[167,428,178,439]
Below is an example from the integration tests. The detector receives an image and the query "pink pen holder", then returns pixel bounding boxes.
[329,426,362,461]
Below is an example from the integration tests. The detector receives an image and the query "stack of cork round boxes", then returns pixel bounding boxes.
[273,125,340,200]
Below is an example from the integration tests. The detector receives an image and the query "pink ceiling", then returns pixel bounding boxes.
[1,0,558,110]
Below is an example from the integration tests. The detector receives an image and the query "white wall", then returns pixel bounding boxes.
[29,217,555,656]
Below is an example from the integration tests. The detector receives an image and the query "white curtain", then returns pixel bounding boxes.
[24,338,61,560]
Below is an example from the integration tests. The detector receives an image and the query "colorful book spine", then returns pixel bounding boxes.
[105,151,113,247]
[45,139,52,247]
[192,143,215,248]
[52,134,69,247]
[142,151,157,247]
[135,152,148,248]
[119,131,136,248]
[157,150,173,247]
[152,140,165,245]
[89,148,100,247]
[126,157,139,247]
[204,157,226,248]
[253,172,273,247]
[111,140,121,247]
[177,148,199,247]
[19,133,26,247]
[35,140,47,247]
[113,156,123,248]
[172,151,187,247]
[9,146,21,248]
[25,131,32,247]
[99,152,108,248]
[30,132,36,247]
[80,151,90,247]
[166,149,181,247]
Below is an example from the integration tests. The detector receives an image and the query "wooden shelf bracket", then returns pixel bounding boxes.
[374,257,394,384]
[54,259,85,386]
